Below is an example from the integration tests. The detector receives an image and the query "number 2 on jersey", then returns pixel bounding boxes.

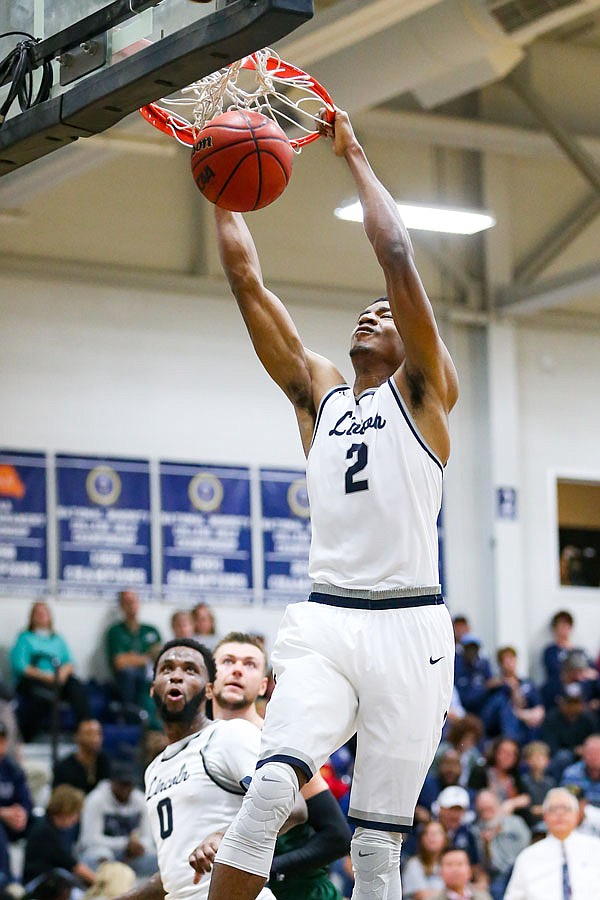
[157,796,173,838]
[345,443,369,493]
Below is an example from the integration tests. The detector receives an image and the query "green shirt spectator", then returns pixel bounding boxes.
[105,591,161,719]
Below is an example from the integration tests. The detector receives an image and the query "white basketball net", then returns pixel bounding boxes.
[153,48,331,150]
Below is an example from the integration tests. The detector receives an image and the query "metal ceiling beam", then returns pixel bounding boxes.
[514,191,600,285]
[506,72,600,194]
[356,108,600,162]
[498,259,600,315]
[505,71,600,286]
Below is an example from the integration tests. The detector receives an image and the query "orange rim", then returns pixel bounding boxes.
[139,52,334,149]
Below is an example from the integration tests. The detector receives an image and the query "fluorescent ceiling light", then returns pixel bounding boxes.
[335,200,495,235]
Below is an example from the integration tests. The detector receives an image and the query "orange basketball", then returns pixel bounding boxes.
[190,109,293,211]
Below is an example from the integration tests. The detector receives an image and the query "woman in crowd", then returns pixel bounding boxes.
[402,821,447,900]
[468,737,529,816]
[10,601,91,742]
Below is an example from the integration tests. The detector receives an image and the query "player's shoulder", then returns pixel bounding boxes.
[145,724,218,773]
[209,717,261,748]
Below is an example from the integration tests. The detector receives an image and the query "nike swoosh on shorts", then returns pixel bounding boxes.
[429,656,444,665]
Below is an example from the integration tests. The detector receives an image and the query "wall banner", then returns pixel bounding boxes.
[56,455,152,597]
[160,462,253,604]
[260,468,311,605]
[0,451,47,594]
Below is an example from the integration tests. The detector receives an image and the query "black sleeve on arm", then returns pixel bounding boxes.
[270,789,351,878]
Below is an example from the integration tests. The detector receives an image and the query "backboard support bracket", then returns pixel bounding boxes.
[0,0,314,177]
[60,34,109,87]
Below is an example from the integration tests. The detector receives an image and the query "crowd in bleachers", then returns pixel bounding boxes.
[0,597,599,900]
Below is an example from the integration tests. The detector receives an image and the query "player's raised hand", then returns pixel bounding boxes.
[189,832,224,883]
[317,106,358,158]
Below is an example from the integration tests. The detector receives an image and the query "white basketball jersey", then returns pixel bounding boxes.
[306,378,443,592]
[144,719,270,900]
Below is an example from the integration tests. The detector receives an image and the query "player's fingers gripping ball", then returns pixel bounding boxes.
[191,109,294,211]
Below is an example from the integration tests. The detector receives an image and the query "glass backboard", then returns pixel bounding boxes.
[0,0,314,176]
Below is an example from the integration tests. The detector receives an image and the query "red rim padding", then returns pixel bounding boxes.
[139,54,334,149]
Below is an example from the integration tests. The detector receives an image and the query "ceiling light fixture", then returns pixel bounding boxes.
[335,200,496,235]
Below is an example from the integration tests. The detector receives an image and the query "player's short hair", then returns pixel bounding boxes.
[153,638,216,682]
[48,784,85,817]
[214,632,268,673]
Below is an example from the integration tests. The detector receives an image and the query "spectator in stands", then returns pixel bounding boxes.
[560,733,600,807]
[454,636,493,716]
[105,590,161,716]
[419,750,473,818]
[520,741,555,824]
[481,647,545,745]
[78,759,157,878]
[53,719,111,795]
[433,787,479,866]
[563,782,600,839]
[23,784,96,889]
[438,715,485,787]
[471,789,530,900]
[191,602,219,649]
[504,787,600,898]
[401,820,447,899]
[0,720,31,886]
[559,647,600,706]
[430,849,492,900]
[0,681,20,763]
[10,600,91,742]
[468,738,530,816]
[452,616,471,650]
[170,610,194,640]
[540,610,586,709]
[540,683,596,777]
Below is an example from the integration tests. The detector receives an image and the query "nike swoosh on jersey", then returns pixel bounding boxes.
[358,851,376,857]
[260,774,282,783]
[429,655,445,665]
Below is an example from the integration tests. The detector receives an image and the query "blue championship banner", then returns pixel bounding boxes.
[0,451,47,594]
[260,468,311,605]
[160,462,253,604]
[56,455,152,597]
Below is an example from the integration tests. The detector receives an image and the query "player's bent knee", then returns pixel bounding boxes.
[350,828,403,900]
[215,762,299,879]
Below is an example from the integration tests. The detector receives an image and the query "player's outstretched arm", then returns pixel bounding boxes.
[320,109,458,418]
[111,871,165,900]
[214,208,344,453]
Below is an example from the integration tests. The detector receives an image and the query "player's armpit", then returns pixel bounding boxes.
[189,832,225,883]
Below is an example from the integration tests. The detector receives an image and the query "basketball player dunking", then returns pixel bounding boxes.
[207,107,459,900]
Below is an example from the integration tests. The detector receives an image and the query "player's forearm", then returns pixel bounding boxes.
[112,871,165,900]
[343,141,414,269]
[215,207,263,296]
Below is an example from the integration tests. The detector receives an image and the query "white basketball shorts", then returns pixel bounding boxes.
[256,591,454,831]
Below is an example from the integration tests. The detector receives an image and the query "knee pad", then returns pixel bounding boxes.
[350,828,403,900]
[215,762,298,878]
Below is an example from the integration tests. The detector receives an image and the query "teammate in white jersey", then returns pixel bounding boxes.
[113,638,277,900]
[208,107,459,900]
